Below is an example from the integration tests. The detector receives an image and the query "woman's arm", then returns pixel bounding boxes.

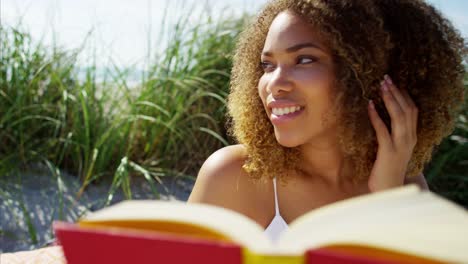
[404,173,429,190]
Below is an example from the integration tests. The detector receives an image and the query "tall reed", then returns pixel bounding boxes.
[0,9,247,197]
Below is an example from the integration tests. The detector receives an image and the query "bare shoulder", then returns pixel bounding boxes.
[187,144,251,208]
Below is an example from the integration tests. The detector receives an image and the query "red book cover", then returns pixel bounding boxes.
[54,221,243,264]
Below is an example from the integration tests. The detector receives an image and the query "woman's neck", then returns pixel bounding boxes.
[297,139,351,188]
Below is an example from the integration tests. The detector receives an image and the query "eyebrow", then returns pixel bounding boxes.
[262,42,325,57]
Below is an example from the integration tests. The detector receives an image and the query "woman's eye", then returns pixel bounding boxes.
[260,61,275,72]
[297,56,317,64]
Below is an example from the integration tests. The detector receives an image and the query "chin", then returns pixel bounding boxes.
[274,133,303,148]
[277,141,300,148]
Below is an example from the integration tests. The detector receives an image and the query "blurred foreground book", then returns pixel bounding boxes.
[54,185,468,264]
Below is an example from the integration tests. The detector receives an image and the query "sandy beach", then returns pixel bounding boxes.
[0,167,195,253]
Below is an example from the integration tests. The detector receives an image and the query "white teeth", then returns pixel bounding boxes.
[272,106,302,116]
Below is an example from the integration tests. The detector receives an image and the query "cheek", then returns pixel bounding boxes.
[296,67,331,85]
[297,68,334,96]
[258,75,268,102]
[297,70,336,115]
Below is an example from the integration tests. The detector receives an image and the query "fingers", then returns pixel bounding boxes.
[368,100,391,147]
[400,88,419,138]
[384,76,418,137]
[380,75,417,142]
[383,75,409,110]
[380,77,404,132]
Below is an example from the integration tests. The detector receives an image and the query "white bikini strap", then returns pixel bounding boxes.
[273,177,280,215]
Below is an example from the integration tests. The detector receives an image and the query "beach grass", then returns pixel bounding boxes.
[0,8,245,194]
[0,8,246,249]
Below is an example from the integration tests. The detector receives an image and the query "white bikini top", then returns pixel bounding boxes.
[264,177,289,243]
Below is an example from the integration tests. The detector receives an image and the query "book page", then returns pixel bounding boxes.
[274,185,468,263]
[79,200,273,252]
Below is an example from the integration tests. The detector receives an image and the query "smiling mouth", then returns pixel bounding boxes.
[271,106,303,116]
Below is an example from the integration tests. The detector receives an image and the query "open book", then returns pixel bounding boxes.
[54,185,468,264]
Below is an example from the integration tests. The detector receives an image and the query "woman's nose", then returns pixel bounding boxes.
[267,66,293,95]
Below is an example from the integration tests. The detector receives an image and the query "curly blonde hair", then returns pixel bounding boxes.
[227,0,467,184]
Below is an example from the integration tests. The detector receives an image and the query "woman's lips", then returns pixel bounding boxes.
[271,108,304,125]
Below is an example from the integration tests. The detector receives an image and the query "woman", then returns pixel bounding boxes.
[188,0,466,240]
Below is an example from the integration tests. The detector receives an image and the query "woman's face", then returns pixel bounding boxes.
[258,11,337,148]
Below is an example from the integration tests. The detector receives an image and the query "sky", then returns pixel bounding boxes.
[2,0,468,69]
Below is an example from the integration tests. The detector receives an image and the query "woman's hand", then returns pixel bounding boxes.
[367,75,418,192]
